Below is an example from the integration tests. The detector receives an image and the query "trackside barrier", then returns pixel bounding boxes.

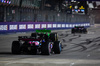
[0,22,90,34]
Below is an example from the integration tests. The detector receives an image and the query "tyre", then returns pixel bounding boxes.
[71,28,75,34]
[83,28,87,34]
[80,29,83,33]
[12,41,21,54]
[41,42,51,55]
[53,41,62,54]
[50,33,58,41]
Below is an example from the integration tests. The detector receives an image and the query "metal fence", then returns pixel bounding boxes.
[89,10,100,24]
[0,6,90,23]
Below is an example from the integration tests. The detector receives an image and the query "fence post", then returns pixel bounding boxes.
[4,6,6,22]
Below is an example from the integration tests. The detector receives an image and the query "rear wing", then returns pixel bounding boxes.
[36,29,51,33]
[18,36,41,41]
[36,29,51,36]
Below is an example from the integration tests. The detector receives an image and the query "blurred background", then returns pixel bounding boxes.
[0,0,100,24]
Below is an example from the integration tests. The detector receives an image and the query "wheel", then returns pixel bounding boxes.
[83,28,87,34]
[31,33,37,38]
[50,33,58,41]
[41,42,51,55]
[12,41,21,54]
[80,29,83,33]
[53,41,62,54]
[71,28,75,34]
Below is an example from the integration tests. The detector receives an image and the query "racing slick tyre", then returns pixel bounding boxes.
[53,41,62,54]
[12,41,21,54]
[71,28,75,34]
[50,33,58,41]
[83,28,87,34]
[41,42,51,55]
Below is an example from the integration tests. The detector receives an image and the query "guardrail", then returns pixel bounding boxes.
[0,22,90,34]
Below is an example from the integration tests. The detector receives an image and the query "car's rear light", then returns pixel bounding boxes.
[29,42,32,44]
[29,41,39,46]
[35,42,39,46]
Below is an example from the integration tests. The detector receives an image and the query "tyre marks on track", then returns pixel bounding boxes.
[59,33,85,52]
[58,30,100,53]
[58,31,84,52]
[61,34,81,43]
[61,44,82,53]
[69,36,100,52]
[84,37,100,52]
[68,35,81,42]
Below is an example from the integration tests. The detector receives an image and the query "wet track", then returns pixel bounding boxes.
[1,26,100,66]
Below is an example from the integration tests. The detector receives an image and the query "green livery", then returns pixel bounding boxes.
[36,29,51,36]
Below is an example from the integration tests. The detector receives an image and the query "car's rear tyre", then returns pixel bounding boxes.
[12,41,21,54]
[53,41,62,54]
[41,42,51,55]
[50,33,58,41]
[83,29,87,34]
[71,29,75,34]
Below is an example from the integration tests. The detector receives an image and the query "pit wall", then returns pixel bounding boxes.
[0,22,90,34]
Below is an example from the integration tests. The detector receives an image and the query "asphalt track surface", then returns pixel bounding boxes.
[0,26,100,66]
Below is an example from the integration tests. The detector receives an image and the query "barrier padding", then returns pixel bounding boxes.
[0,22,90,34]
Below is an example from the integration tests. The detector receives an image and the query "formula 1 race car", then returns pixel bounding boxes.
[71,26,87,34]
[11,29,62,55]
